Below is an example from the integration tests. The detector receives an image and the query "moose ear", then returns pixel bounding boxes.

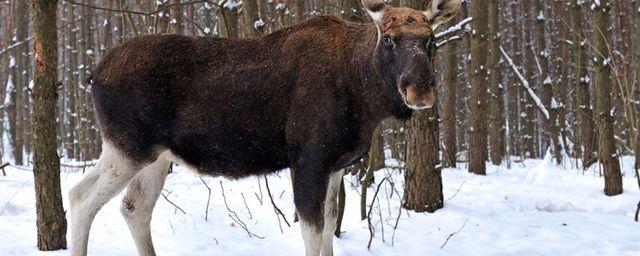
[423,0,461,30]
[362,0,386,25]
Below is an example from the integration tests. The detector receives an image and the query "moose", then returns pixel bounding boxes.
[68,0,461,255]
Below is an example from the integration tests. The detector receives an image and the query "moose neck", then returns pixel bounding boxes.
[349,23,413,123]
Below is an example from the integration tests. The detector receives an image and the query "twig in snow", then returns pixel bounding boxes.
[219,181,264,239]
[635,168,639,222]
[367,177,389,250]
[446,180,469,202]
[161,191,186,215]
[199,176,212,221]
[265,175,291,230]
[499,46,550,119]
[241,193,253,219]
[440,218,469,249]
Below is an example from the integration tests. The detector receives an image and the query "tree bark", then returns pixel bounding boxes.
[442,31,457,168]
[488,0,504,166]
[535,0,562,164]
[242,0,260,37]
[571,0,597,169]
[29,0,68,249]
[521,0,536,158]
[403,104,443,212]
[592,0,623,196]
[634,0,640,174]
[468,0,489,175]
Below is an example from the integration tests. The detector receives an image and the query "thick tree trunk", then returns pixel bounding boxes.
[571,1,597,169]
[29,0,68,249]
[592,0,623,196]
[171,0,184,35]
[468,0,489,175]
[403,105,443,212]
[488,0,504,166]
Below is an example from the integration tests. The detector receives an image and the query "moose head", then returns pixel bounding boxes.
[363,0,461,110]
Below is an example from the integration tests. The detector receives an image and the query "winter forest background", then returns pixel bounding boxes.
[0,0,639,255]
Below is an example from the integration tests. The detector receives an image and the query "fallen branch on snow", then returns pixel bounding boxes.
[440,218,469,249]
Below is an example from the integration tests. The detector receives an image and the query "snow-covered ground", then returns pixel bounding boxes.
[1,155,639,255]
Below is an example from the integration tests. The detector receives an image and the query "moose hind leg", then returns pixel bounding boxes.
[320,171,342,256]
[120,155,171,256]
[69,142,147,256]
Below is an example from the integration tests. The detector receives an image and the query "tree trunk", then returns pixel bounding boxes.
[571,0,597,169]
[242,0,260,37]
[171,0,184,35]
[442,31,457,168]
[403,104,443,212]
[634,0,640,173]
[468,0,489,175]
[521,0,536,159]
[220,2,239,38]
[12,0,28,165]
[29,0,68,249]
[535,0,562,164]
[488,0,504,166]
[592,0,623,196]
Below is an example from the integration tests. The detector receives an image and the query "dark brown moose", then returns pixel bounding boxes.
[68,0,461,255]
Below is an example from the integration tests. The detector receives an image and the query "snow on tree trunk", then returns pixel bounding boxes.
[591,0,623,196]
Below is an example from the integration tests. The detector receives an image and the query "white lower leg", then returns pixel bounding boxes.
[320,171,342,256]
[69,142,143,256]
[121,157,171,256]
[301,219,323,256]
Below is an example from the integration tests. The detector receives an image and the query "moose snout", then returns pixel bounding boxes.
[405,85,436,110]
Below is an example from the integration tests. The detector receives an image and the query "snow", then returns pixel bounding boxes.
[1,155,640,255]
[224,0,242,10]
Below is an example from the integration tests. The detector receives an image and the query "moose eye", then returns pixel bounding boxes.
[383,35,393,45]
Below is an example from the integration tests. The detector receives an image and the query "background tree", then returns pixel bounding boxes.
[591,0,623,196]
[468,0,489,175]
[29,0,67,250]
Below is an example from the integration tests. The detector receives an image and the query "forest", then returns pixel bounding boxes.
[0,0,639,255]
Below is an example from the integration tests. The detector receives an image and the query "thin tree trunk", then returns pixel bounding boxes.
[171,0,184,35]
[488,0,504,166]
[522,0,536,159]
[242,0,260,37]
[468,0,489,175]
[442,35,457,168]
[592,0,623,196]
[29,0,68,249]
[13,0,28,165]
[571,0,597,169]
[535,0,562,164]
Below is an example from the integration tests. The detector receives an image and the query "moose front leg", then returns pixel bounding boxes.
[292,150,337,256]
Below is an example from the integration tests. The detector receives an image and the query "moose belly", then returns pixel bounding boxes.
[166,131,290,179]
